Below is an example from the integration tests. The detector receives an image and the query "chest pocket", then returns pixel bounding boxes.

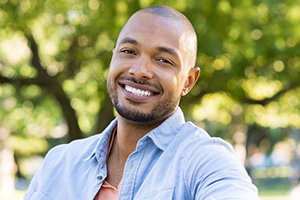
[135,188,175,200]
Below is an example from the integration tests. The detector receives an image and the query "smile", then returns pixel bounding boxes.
[125,85,152,96]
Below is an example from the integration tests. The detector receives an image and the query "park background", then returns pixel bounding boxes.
[0,0,300,199]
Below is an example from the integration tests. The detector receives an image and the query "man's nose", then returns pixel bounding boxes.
[128,56,154,80]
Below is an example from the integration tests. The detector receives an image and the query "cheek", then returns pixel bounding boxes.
[108,61,123,80]
[160,75,183,96]
[109,57,132,74]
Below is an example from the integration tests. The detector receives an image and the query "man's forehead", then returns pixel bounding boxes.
[118,12,184,42]
[116,14,185,53]
[124,12,181,29]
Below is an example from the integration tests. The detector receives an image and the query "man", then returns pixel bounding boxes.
[25,5,259,200]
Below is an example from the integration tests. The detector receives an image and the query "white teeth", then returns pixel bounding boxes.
[125,85,151,96]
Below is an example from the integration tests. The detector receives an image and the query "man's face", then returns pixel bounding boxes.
[107,12,196,124]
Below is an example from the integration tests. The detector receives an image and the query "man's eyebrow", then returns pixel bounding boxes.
[119,38,179,58]
[120,37,139,45]
[156,47,179,58]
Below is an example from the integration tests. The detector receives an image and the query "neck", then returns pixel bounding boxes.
[105,114,169,186]
[113,116,163,162]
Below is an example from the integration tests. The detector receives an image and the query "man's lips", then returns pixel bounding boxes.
[118,79,161,98]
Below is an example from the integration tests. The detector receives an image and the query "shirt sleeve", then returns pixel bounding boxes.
[23,168,40,200]
[185,137,260,200]
[23,144,68,200]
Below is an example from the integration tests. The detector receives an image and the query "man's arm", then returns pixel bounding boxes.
[185,138,259,199]
[24,170,39,200]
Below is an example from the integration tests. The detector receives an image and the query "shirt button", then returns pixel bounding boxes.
[97,176,102,181]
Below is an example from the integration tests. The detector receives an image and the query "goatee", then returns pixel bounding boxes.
[107,79,180,123]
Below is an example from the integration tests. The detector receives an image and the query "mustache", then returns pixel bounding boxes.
[118,77,161,91]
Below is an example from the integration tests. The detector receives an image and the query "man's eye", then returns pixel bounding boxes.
[157,58,173,65]
[120,49,135,54]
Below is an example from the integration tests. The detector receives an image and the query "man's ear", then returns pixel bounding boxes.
[181,67,200,96]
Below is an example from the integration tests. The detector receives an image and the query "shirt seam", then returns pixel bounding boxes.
[132,141,148,199]
[182,123,201,200]
[183,144,192,200]
[182,123,192,199]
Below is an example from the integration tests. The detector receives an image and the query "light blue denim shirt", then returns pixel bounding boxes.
[24,108,259,200]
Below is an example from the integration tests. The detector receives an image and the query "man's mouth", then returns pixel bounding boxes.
[124,85,152,96]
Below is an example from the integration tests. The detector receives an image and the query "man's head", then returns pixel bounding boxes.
[107,5,200,124]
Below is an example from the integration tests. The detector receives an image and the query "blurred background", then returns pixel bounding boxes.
[0,0,300,199]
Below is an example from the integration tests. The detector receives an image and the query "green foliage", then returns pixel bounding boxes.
[12,136,48,157]
[181,0,300,129]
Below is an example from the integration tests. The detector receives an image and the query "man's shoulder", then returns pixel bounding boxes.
[175,123,259,199]
[44,133,103,163]
[176,122,249,181]
[25,133,107,200]
[66,133,103,149]
[177,122,235,156]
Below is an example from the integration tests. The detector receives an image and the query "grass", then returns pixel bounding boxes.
[260,196,289,200]
[256,179,293,200]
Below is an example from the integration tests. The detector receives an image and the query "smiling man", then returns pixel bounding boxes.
[25,6,259,200]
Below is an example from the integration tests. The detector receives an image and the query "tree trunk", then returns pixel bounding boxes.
[25,32,83,142]
[94,93,115,134]
[51,85,83,142]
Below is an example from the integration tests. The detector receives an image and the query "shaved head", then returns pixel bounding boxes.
[108,5,200,124]
[120,6,198,68]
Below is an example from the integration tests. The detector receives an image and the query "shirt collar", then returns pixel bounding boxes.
[141,107,185,151]
[85,107,186,163]
[84,118,118,164]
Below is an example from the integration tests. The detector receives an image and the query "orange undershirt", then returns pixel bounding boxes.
[94,127,120,200]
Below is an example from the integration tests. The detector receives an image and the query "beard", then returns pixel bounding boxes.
[107,79,180,123]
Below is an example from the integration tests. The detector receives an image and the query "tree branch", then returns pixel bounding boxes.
[0,74,45,86]
[94,91,114,133]
[0,74,12,84]
[241,82,299,106]
[23,29,83,141]
[182,80,299,108]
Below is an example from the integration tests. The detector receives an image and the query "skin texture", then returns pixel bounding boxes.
[105,7,200,187]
